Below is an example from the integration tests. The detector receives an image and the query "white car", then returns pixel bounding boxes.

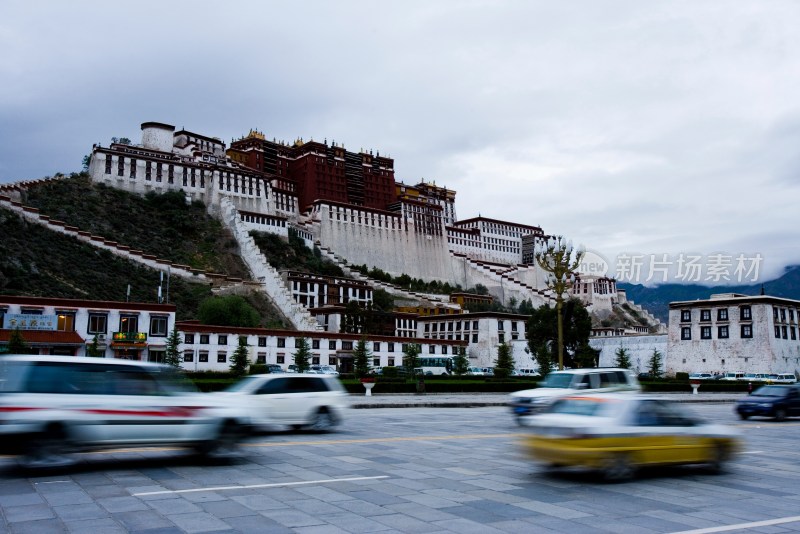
[0,355,250,469]
[310,365,339,376]
[216,374,348,432]
[775,374,798,384]
[509,368,641,425]
[468,367,485,376]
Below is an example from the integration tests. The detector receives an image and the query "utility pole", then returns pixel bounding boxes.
[534,236,584,371]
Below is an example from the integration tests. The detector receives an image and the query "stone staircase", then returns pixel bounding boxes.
[451,251,555,304]
[219,197,322,331]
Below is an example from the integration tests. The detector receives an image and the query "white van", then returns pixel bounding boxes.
[721,372,745,381]
[517,368,541,378]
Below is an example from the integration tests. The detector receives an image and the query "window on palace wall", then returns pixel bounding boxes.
[277,354,285,364]
[681,327,691,340]
[700,309,711,322]
[741,306,752,320]
[741,324,752,338]
[199,334,209,344]
[218,335,227,345]
[278,338,286,348]
[256,353,266,364]
[258,337,266,347]
[718,325,729,339]
[388,342,394,352]
[312,339,320,349]
[119,315,138,333]
[717,308,728,321]
[217,352,227,363]
[56,313,76,332]
[681,310,691,322]
[149,316,168,337]
[199,352,208,362]
[87,314,107,334]
[342,341,353,350]
[183,351,193,362]
[329,340,336,350]
[184,333,195,344]
[373,342,380,351]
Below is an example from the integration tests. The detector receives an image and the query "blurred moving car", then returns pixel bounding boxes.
[735,384,800,420]
[521,394,740,481]
[509,368,640,425]
[217,374,348,432]
[0,355,250,469]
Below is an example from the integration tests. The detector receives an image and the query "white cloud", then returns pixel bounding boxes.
[1,0,799,283]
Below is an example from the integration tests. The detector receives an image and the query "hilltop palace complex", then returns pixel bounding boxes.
[86,122,628,313]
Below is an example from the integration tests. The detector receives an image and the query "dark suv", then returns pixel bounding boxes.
[736,384,800,420]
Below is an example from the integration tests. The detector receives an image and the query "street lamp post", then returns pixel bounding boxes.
[534,236,584,371]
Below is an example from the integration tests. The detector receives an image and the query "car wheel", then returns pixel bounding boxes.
[738,413,749,420]
[197,420,243,457]
[603,453,635,482]
[775,408,787,421]
[707,443,730,473]
[21,425,73,470]
[309,409,336,432]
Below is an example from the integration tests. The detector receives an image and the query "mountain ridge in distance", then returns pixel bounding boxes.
[618,265,800,323]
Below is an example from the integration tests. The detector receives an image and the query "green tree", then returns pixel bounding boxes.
[525,299,593,370]
[534,236,584,370]
[81,155,91,172]
[402,343,421,378]
[574,342,599,368]
[614,346,632,369]
[7,328,28,354]
[86,335,101,357]
[531,344,553,378]
[353,337,372,378]
[293,337,311,373]
[164,327,182,367]
[197,295,260,327]
[648,348,663,378]
[452,346,469,376]
[372,289,395,312]
[494,342,514,379]
[230,336,250,376]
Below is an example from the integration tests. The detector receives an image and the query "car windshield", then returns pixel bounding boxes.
[548,397,621,417]
[539,372,576,388]
[224,376,262,392]
[752,385,790,397]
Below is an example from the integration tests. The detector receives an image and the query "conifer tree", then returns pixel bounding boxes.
[614,346,632,369]
[648,348,663,378]
[293,337,312,373]
[164,327,183,367]
[7,328,28,354]
[402,343,421,378]
[494,342,514,379]
[452,346,469,376]
[353,337,372,378]
[230,336,250,376]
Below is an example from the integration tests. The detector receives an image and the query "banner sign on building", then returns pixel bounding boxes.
[3,314,58,331]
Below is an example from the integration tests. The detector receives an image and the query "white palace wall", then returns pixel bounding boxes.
[313,205,454,282]
[590,334,668,375]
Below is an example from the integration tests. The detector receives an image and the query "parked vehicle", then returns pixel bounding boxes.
[265,364,285,374]
[508,368,641,425]
[310,365,339,376]
[0,355,250,469]
[216,374,348,432]
[517,368,541,378]
[522,394,740,481]
[775,374,797,384]
[721,372,745,381]
[467,367,485,376]
[735,385,800,420]
[689,373,714,380]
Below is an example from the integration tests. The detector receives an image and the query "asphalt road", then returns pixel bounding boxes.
[2,401,800,533]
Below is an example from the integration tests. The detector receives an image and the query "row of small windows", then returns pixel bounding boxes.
[681,325,751,340]
[0,309,169,338]
[680,306,749,322]
[773,306,798,323]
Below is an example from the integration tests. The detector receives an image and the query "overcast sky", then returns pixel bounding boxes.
[2,1,799,285]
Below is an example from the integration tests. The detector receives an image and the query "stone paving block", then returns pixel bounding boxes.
[200,499,262,519]
[295,485,356,502]
[370,512,444,533]
[322,512,397,533]
[98,495,151,513]
[222,514,293,533]
[3,503,56,523]
[65,517,128,533]
[293,524,352,534]
[259,508,327,528]
[401,493,460,510]
[422,488,482,504]
[431,516,508,534]
[166,511,233,533]
[4,518,66,534]
[384,502,458,522]
[82,484,130,499]
[0,492,44,507]
[346,490,408,506]
[146,497,204,515]
[230,493,292,512]
[335,498,396,516]
[111,510,175,531]
[41,490,94,507]
[52,502,107,521]
[284,497,345,515]
[511,500,591,519]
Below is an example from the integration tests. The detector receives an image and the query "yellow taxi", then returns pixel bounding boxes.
[521,394,740,481]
